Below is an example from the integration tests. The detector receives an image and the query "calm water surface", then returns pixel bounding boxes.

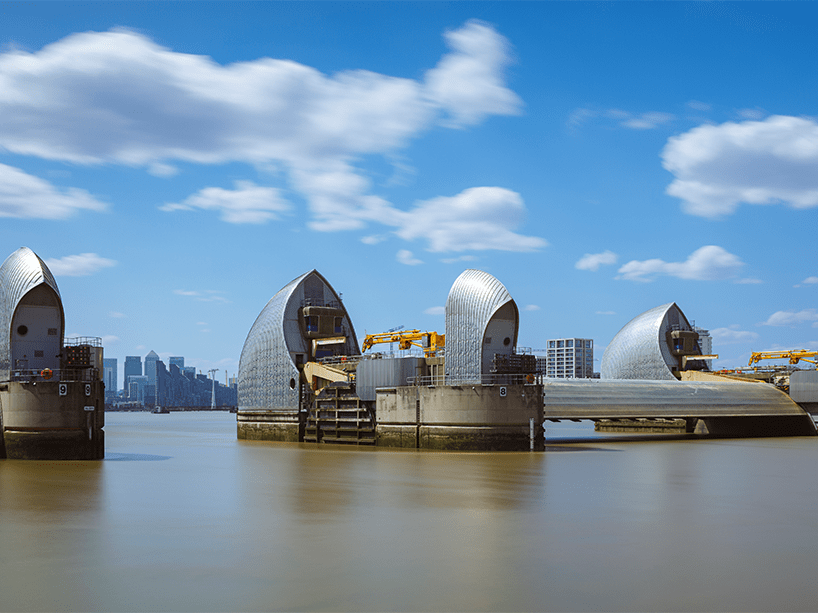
[1,412,817,612]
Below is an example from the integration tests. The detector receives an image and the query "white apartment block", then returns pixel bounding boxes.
[693,326,713,370]
[545,338,594,378]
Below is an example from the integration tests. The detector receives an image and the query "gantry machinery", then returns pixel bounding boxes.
[361,329,445,357]
[748,349,818,367]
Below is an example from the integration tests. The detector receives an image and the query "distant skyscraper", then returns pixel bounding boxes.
[545,338,594,378]
[169,356,185,371]
[103,358,117,397]
[124,355,142,398]
[128,375,149,403]
[144,350,160,386]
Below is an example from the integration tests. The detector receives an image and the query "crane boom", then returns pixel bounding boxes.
[748,349,818,367]
[362,330,445,357]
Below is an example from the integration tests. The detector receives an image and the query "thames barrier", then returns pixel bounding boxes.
[0,247,105,459]
[3,249,816,459]
[236,269,817,450]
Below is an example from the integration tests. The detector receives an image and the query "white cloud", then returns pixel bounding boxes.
[0,23,522,236]
[174,289,230,303]
[440,255,477,264]
[687,100,711,112]
[396,187,546,252]
[0,163,106,219]
[761,309,818,327]
[44,253,116,276]
[109,311,126,318]
[575,250,617,271]
[568,107,673,130]
[617,245,744,282]
[161,180,290,224]
[620,111,674,130]
[524,304,540,311]
[424,20,523,127]
[396,249,423,266]
[360,234,387,245]
[148,162,179,178]
[798,276,818,286]
[662,115,818,218]
[735,277,763,284]
[101,334,120,346]
[710,327,759,344]
[424,306,445,315]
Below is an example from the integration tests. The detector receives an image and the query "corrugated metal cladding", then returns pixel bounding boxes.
[601,302,695,381]
[0,247,64,381]
[543,379,805,420]
[444,269,518,383]
[356,357,425,402]
[238,270,359,412]
[790,371,818,403]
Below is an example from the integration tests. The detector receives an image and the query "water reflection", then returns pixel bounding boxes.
[1,413,817,613]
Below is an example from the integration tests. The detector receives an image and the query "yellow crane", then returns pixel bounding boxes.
[361,329,445,357]
[748,349,818,367]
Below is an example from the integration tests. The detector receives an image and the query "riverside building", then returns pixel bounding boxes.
[545,338,594,378]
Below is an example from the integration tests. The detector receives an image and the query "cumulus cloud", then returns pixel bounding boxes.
[524,304,540,311]
[424,20,523,127]
[424,306,445,315]
[396,249,423,266]
[662,115,818,217]
[396,187,546,252]
[710,327,759,344]
[161,180,290,224]
[617,245,744,282]
[0,22,524,241]
[44,253,116,276]
[761,309,818,327]
[0,163,106,219]
[795,275,818,288]
[575,250,617,271]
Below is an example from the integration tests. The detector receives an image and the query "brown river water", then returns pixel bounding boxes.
[1,411,817,612]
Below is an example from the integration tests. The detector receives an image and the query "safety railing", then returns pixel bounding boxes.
[408,373,540,386]
[10,368,100,382]
[64,336,102,347]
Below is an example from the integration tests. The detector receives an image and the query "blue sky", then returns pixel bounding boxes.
[2,2,817,388]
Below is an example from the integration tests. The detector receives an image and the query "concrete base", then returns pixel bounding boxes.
[376,384,544,451]
[700,415,817,437]
[1,380,104,460]
[237,409,303,442]
[4,429,104,460]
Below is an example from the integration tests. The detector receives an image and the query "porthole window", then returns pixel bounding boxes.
[503,337,511,347]
[17,325,28,336]
[289,378,296,389]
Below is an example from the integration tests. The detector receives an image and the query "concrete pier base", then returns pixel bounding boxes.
[376,384,544,451]
[1,380,104,460]
[237,409,303,442]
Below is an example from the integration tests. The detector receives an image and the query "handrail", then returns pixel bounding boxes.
[8,368,100,382]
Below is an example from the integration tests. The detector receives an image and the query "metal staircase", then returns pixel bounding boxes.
[303,382,376,445]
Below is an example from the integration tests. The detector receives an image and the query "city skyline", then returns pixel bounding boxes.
[2,2,817,377]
